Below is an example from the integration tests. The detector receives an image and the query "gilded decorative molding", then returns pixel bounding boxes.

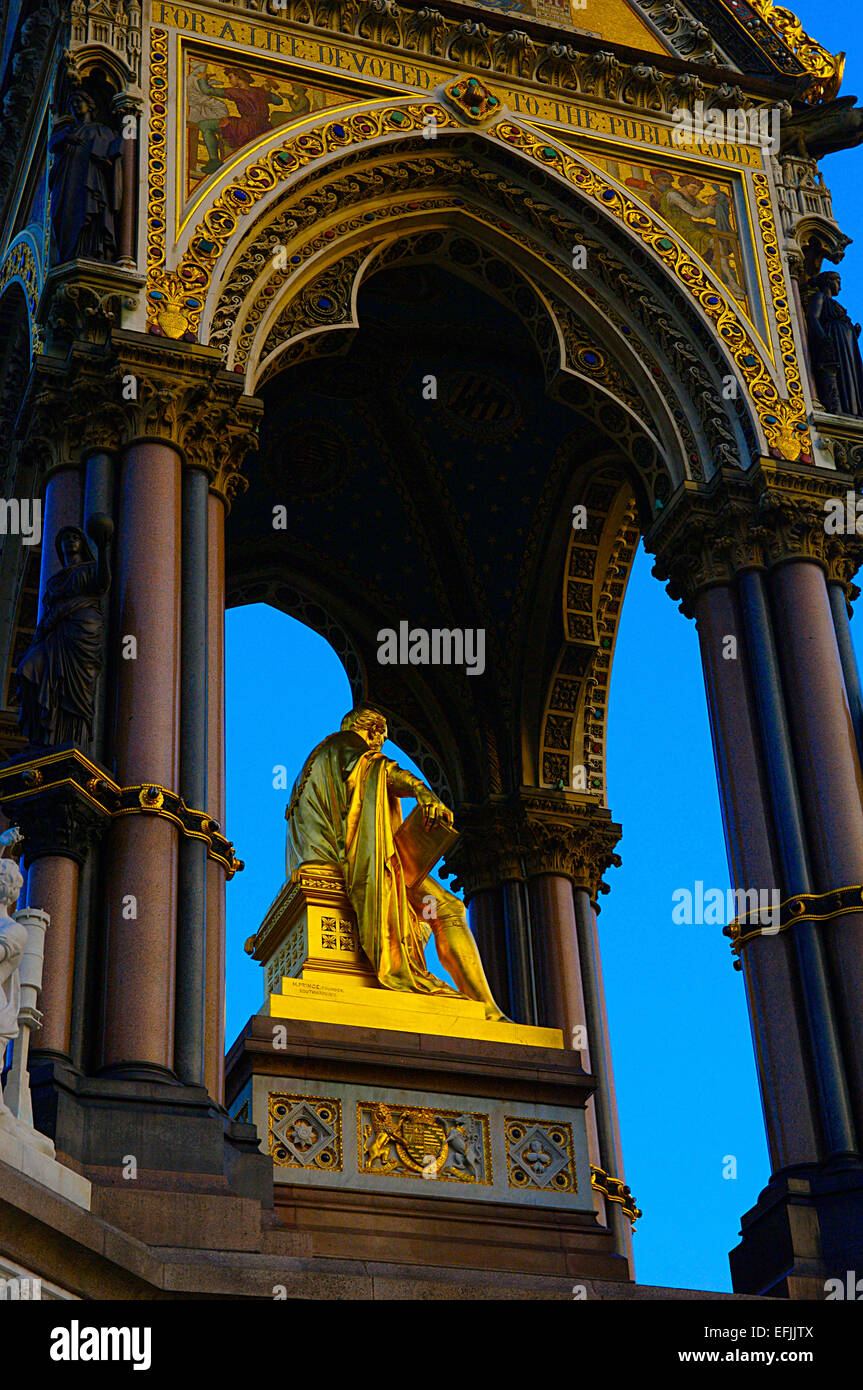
[0,238,43,359]
[722,0,844,104]
[726,885,863,962]
[147,56,802,460]
[269,1093,342,1171]
[358,1101,492,1183]
[0,748,243,877]
[590,1164,641,1224]
[505,1117,577,1193]
[648,462,863,616]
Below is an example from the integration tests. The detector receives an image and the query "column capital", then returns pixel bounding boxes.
[648,460,863,617]
[21,332,261,505]
[445,791,621,900]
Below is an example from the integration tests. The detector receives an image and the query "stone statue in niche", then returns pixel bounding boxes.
[48,90,122,263]
[16,515,113,749]
[806,271,863,417]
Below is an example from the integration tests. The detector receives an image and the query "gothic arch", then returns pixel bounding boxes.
[144,81,807,468]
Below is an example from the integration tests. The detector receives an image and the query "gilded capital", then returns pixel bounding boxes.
[445,793,621,900]
[19,331,261,500]
[648,461,863,615]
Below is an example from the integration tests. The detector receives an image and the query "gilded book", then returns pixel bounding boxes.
[394,807,459,890]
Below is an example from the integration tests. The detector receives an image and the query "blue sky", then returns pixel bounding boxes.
[223,3,863,1292]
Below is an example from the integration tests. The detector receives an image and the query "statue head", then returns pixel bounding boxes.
[341,705,388,753]
[816,270,842,297]
[70,90,97,122]
[56,526,93,568]
[0,858,23,915]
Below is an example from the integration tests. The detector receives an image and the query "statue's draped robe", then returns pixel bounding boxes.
[16,561,104,746]
[285,731,459,997]
[811,292,863,416]
[48,119,121,263]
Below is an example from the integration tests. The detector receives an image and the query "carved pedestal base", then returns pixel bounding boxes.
[226,1012,629,1282]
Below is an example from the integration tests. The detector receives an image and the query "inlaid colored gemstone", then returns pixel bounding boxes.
[333,124,346,137]
[231,189,250,201]
[193,238,216,254]
[764,414,777,423]
[540,147,558,159]
[601,189,615,200]
[583,351,600,366]
[184,297,201,308]
[317,296,333,310]
[470,106,480,115]
[152,76,166,87]
[150,219,163,231]
[741,354,756,366]
[388,111,408,125]
[363,213,375,221]
[775,298,786,308]
[657,237,673,250]
[153,104,165,114]
[275,152,294,166]
[705,295,720,305]
[291,255,301,263]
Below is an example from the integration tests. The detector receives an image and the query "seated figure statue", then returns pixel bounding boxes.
[285,705,506,1020]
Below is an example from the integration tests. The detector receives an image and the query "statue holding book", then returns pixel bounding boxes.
[284,705,506,1020]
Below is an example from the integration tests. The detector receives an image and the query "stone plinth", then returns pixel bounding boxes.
[225,1012,626,1281]
[252,863,564,1048]
[249,863,378,996]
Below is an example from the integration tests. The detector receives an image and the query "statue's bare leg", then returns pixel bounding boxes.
[414,875,508,1022]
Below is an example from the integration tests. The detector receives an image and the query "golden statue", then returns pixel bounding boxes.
[285,705,506,1021]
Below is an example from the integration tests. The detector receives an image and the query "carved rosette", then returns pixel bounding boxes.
[19,333,261,503]
[648,461,863,616]
[445,794,621,900]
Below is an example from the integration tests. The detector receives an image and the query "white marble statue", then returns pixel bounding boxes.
[0,855,27,1116]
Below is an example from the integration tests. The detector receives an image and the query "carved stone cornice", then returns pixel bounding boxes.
[19,329,261,502]
[444,791,621,900]
[647,460,863,616]
[0,746,242,876]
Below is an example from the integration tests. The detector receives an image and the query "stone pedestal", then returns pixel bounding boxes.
[233,866,633,1280]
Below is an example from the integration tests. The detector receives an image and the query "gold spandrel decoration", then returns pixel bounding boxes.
[584,152,753,322]
[358,1102,492,1184]
[146,19,807,460]
[505,1117,578,1193]
[269,1093,342,1171]
[182,46,353,210]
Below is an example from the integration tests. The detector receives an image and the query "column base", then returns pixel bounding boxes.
[27,1058,272,1204]
[730,1159,863,1297]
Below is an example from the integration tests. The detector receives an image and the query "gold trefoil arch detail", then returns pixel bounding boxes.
[146,35,808,462]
